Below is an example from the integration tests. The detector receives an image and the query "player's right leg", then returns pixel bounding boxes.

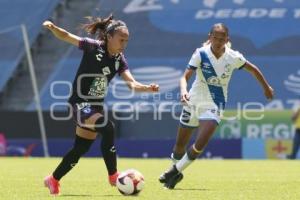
[163,119,218,189]
[44,103,98,195]
[173,106,199,158]
[175,120,218,173]
[77,106,119,186]
[93,115,119,186]
[159,107,198,187]
[44,127,95,195]
[172,126,195,160]
[159,126,194,183]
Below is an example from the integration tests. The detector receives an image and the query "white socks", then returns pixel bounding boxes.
[175,153,194,172]
[174,145,203,172]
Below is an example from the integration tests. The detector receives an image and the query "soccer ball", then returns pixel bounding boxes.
[116,169,145,195]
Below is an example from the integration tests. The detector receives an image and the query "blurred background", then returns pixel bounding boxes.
[0,0,299,159]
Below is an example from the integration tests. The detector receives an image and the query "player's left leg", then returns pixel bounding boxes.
[188,120,218,159]
[163,120,218,189]
[172,105,199,160]
[172,126,195,161]
[44,127,95,195]
[78,106,119,186]
[52,130,95,181]
[287,129,300,159]
[159,126,194,184]
[160,106,200,189]
[94,116,119,186]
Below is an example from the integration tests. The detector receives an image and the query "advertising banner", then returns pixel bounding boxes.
[216,110,295,139]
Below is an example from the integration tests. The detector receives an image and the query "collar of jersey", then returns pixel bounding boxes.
[206,44,229,61]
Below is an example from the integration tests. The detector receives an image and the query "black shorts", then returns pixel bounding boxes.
[72,102,104,131]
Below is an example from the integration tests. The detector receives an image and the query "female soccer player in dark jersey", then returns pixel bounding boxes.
[42,15,159,195]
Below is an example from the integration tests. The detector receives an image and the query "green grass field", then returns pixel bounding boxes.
[0,158,300,200]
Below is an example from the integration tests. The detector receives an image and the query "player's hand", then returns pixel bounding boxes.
[180,92,190,105]
[264,85,274,100]
[148,83,159,92]
[43,20,54,30]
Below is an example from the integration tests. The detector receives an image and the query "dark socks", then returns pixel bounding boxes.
[53,135,94,180]
[95,118,117,175]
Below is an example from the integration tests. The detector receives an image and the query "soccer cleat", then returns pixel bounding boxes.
[109,171,119,186]
[44,175,60,195]
[164,173,184,189]
[159,165,183,189]
[159,172,183,184]
[159,165,180,183]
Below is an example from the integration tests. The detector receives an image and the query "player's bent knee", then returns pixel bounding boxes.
[95,117,115,134]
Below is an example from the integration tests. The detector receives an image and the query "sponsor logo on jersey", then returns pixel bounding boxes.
[110,146,116,153]
[76,102,91,110]
[207,76,222,86]
[202,62,211,69]
[82,107,91,114]
[225,64,231,72]
[88,76,108,98]
[221,73,230,79]
[102,66,111,75]
[96,53,103,61]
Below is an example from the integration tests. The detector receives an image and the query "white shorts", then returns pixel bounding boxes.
[179,105,221,128]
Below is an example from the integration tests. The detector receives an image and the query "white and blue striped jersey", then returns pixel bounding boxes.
[187,44,246,109]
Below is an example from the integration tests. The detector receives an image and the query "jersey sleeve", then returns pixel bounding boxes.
[78,37,101,52]
[118,54,129,75]
[187,48,201,70]
[232,50,247,70]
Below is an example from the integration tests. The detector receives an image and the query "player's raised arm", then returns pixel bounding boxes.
[42,20,81,47]
[120,70,159,92]
[243,61,274,100]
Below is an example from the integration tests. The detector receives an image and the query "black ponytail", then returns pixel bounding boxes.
[81,14,114,40]
[81,14,128,41]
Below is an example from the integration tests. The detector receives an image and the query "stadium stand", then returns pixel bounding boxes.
[0,0,99,110]
[27,50,81,110]
[0,0,60,93]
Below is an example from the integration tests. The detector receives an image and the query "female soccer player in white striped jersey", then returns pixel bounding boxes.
[159,23,274,189]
